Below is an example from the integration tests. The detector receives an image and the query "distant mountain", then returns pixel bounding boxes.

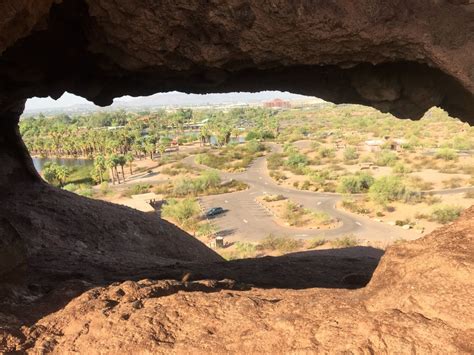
[23,91,319,116]
[114,91,312,108]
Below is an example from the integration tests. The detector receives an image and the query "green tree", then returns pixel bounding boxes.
[106,155,117,185]
[369,176,406,206]
[117,155,127,180]
[92,155,107,183]
[125,153,134,175]
[42,163,58,185]
[337,173,374,194]
[42,162,70,187]
[162,198,200,230]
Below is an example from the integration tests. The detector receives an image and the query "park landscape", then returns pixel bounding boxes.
[21,102,474,260]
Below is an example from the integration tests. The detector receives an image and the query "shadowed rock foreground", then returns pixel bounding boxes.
[1,206,472,353]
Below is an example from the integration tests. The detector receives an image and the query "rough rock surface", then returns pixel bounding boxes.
[0,207,472,353]
[1,0,474,122]
[0,218,26,282]
[1,1,474,352]
[0,182,223,285]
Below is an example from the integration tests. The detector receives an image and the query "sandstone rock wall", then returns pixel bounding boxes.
[1,207,472,353]
[1,0,474,122]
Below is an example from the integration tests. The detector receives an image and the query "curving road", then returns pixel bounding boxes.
[185,144,474,243]
[186,156,420,243]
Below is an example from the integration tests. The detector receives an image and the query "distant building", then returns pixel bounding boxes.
[364,139,385,152]
[263,98,291,108]
[364,137,406,152]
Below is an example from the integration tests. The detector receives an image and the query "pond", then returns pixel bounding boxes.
[32,157,94,173]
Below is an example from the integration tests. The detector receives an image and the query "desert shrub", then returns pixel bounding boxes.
[286,152,309,168]
[308,170,330,188]
[195,153,226,169]
[368,176,407,206]
[282,201,305,226]
[424,194,442,205]
[234,242,258,257]
[258,234,302,253]
[400,189,423,204]
[198,170,221,189]
[306,237,327,249]
[322,182,337,192]
[172,170,221,196]
[220,247,257,261]
[343,147,359,162]
[123,183,152,197]
[62,183,78,192]
[161,198,200,229]
[408,176,434,191]
[270,171,287,181]
[341,198,371,214]
[395,218,412,226]
[246,140,265,154]
[435,148,457,161]
[283,143,297,154]
[263,194,286,202]
[375,150,398,167]
[442,177,464,189]
[154,182,172,195]
[312,211,332,225]
[328,164,345,172]
[76,186,94,197]
[99,182,110,195]
[430,205,463,224]
[438,162,462,174]
[172,179,196,196]
[245,130,260,141]
[196,222,216,238]
[464,190,474,199]
[318,147,336,159]
[267,153,286,170]
[414,212,429,220]
[451,135,473,150]
[301,180,311,190]
[337,172,374,194]
[161,167,180,176]
[460,165,474,175]
[392,163,412,175]
[330,235,359,248]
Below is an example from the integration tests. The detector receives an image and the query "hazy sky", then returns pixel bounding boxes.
[25,93,95,110]
[25,91,312,111]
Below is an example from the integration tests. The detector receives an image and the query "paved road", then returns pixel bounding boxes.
[189,156,419,243]
[185,145,474,243]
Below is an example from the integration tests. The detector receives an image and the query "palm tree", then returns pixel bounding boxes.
[110,154,121,184]
[145,141,155,160]
[125,153,134,175]
[55,165,70,187]
[117,155,127,181]
[106,156,116,185]
[93,155,107,183]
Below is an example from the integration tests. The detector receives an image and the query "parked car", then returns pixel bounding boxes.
[205,207,225,218]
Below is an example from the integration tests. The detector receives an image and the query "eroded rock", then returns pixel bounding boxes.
[0,218,26,283]
[0,1,474,122]
[0,207,472,353]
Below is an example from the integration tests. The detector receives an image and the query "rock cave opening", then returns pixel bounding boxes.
[1,0,473,352]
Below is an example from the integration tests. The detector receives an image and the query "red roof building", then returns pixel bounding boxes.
[263,98,291,108]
